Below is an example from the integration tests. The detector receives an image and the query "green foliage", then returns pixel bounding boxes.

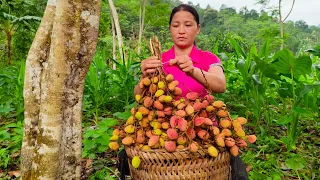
[82,118,119,159]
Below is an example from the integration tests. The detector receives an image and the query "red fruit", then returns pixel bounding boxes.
[175,110,186,118]
[194,117,205,126]
[193,102,203,111]
[204,95,214,103]
[148,135,160,147]
[237,139,247,147]
[170,116,178,128]
[136,134,145,144]
[202,100,209,108]
[164,141,176,152]
[177,118,188,131]
[186,92,199,101]
[177,136,187,145]
[197,130,210,140]
[186,127,196,139]
[164,107,172,116]
[167,128,179,140]
[199,110,208,118]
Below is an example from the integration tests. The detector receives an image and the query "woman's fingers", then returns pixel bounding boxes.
[141,56,161,76]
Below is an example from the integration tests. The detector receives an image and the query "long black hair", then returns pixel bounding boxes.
[169,4,200,26]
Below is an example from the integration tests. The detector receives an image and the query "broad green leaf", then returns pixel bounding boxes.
[113,111,131,120]
[254,57,280,80]
[293,107,312,116]
[272,50,312,77]
[0,130,10,140]
[100,118,119,127]
[276,115,291,125]
[285,156,305,171]
[258,39,270,60]
[84,140,95,150]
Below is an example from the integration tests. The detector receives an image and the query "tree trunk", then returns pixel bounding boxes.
[108,0,124,60]
[279,0,284,50]
[21,0,101,179]
[109,9,117,70]
[137,0,146,54]
[5,25,13,65]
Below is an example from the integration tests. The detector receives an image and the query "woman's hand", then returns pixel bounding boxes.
[141,56,161,77]
[170,55,194,75]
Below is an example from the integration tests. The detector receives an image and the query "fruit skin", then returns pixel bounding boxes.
[124,125,135,134]
[135,111,143,120]
[235,117,247,125]
[144,97,153,108]
[109,142,120,151]
[173,87,182,96]
[148,135,160,147]
[208,146,219,157]
[167,128,179,140]
[122,136,134,146]
[189,142,198,153]
[230,145,239,157]
[225,138,235,147]
[166,74,174,82]
[177,118,188,131]
[155,90,164,97]
[247,135,257,144]
[212,100,225,109]
[132,156,141,168]
[186,92,199,101]
[164,141,177,152]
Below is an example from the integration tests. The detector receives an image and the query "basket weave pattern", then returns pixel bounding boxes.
[125,147,231,180]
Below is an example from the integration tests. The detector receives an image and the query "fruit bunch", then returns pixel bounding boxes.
[109,69,257,159]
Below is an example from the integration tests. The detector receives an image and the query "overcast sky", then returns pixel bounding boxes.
[181,0,320,26]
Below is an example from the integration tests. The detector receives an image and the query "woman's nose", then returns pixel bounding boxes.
[178,25,186,34]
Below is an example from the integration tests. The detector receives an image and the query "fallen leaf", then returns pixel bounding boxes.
[8,170,21,177]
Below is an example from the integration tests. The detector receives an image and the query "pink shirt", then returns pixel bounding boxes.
[162,45,222,98]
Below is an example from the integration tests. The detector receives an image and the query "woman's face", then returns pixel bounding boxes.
[170,10,200,49]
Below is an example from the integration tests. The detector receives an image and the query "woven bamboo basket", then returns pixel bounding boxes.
[125,146,231,180]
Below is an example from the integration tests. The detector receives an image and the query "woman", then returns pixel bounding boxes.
[120,4,248,180]
[134,4,226,97]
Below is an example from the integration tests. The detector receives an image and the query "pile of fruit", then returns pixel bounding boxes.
[109,68,256,168]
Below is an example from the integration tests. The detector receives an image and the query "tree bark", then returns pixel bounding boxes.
[108,0,124,60]
[279,0,284,50]
[137,0,146,54]
[109,9,117,70]
[21,0,101,179]
[21,0,56,178]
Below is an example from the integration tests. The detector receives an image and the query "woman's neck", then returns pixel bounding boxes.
[173,44,194,56]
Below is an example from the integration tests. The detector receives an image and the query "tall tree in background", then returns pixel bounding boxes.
[256,0,296,49]
[21,0,101,178]
[137,0,147,54]
[108,0,124,60]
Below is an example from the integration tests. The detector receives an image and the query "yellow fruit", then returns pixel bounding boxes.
[208,146,219,157]
[232,120,242,130]
[108,142,120,151]
[132,156,141,168]
[135,94,141,102]
[235,129,245,137]
[153,129,162,136]
[110,135,119,141]
[141,145,151,151]
[122,136,134,146]
[124,125,135,134]
[165,74,174,82]
[126,116,135,125]
[158,81,165,89]
[164,96,173,103]
[212,100,226,109]
[155,90,164,97]
[135,112,143,120]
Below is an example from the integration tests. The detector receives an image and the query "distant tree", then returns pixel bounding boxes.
[256,0,296,49]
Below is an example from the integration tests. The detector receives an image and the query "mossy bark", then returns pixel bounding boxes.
[21,0,101,179]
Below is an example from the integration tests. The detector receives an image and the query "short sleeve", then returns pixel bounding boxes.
[204,51,224,71]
